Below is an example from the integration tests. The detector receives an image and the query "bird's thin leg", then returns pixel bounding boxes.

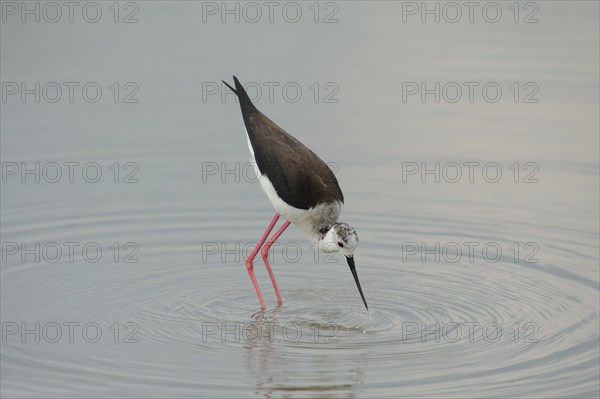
[246,213,280,309]
[261,220,291,305]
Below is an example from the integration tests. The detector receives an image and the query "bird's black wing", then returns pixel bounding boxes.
[224,76,343,210]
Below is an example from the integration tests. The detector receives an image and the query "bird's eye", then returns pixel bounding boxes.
[338,242,344,248]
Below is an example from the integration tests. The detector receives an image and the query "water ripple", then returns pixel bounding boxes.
[2,201,598,398]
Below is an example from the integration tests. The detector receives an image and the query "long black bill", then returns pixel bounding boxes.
[346,256,368,310]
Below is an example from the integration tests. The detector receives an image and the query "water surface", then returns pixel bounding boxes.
[1,1,599,397]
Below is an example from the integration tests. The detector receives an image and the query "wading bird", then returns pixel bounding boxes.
[223,76,367,310]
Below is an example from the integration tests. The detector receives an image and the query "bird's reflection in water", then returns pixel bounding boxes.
[244,306,367,399]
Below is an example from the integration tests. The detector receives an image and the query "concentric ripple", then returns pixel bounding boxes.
[2,197,597,397]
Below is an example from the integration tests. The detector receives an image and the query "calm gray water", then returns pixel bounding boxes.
[1,1,599,398]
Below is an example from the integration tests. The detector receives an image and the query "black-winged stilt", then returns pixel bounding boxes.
[223,76,368,310]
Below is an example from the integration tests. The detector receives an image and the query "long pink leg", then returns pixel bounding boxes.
[246,213,280,308]
[261,220,291,305]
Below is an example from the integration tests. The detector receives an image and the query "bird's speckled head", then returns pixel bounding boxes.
[319,222,359,257]
[317,222,367,310]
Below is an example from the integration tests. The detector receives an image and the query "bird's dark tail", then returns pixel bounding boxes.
[222,79,237,95]
[222,76,257,116]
